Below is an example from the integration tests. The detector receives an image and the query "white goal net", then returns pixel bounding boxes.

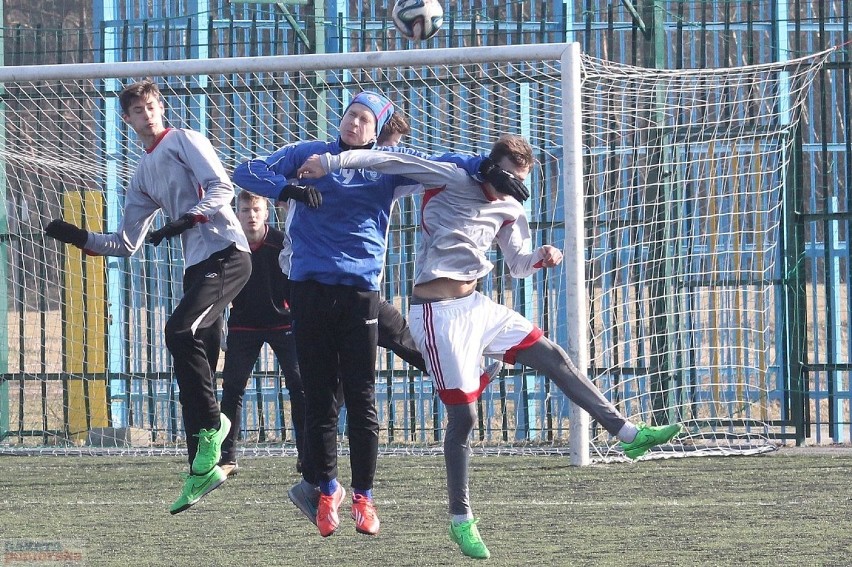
[0,43,830,461]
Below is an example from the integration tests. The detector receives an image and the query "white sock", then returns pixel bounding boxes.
[618,422,639,443]
[451,513,474,525]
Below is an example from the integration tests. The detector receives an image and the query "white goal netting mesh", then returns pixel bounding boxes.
[0,45,830,460]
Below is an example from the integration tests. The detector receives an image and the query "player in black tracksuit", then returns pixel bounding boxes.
[219,191,306,474]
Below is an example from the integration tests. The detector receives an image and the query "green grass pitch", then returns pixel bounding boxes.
[2,449,850,566]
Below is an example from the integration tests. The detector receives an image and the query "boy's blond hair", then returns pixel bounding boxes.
[237,189,268,208]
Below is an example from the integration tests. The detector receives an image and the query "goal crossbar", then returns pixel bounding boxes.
[0,43,575,82]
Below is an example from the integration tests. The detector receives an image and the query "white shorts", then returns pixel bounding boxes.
[408,291,542,405]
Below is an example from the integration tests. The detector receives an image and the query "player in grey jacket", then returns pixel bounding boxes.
[44,79,251,515]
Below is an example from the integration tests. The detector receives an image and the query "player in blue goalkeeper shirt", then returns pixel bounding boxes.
[44,79,251,515]
[232,91,525,538]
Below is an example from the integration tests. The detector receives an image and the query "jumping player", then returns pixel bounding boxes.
[44,79,252,515]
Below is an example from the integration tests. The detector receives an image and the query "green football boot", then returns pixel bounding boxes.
[449,518,490,560]
[191,413,231,475]
[620,422,683,460]
[169,466,226,515]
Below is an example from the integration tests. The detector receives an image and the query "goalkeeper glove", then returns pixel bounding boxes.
[45,219,89,248]
[277,184,322,209]
[478,157,530,203]
[147,213,198,246]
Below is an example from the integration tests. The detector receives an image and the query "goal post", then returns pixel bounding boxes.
[561,42,590,466]
[0,42,831,462]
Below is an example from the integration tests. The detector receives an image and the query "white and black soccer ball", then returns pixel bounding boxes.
[392,0,444,41]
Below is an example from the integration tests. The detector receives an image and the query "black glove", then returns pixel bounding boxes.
[45,219,89,248]
[278,184,322,209]
[147,213,198,246]
[478,157,530,203]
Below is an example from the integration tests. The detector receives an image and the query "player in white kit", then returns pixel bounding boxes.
[298,134,684,560]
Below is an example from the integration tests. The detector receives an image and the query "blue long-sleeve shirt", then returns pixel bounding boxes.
[232,139,483,291]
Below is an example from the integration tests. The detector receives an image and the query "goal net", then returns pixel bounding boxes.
[0,43,829,461]
[581,52,830,460]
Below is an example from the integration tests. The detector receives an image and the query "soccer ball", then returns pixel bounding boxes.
[392,0,444,41]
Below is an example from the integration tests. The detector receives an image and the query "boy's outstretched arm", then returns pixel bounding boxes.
[298,149,466,190]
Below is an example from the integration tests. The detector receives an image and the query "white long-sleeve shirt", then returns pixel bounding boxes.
[84,128,249,268]
[321,150,544,285]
